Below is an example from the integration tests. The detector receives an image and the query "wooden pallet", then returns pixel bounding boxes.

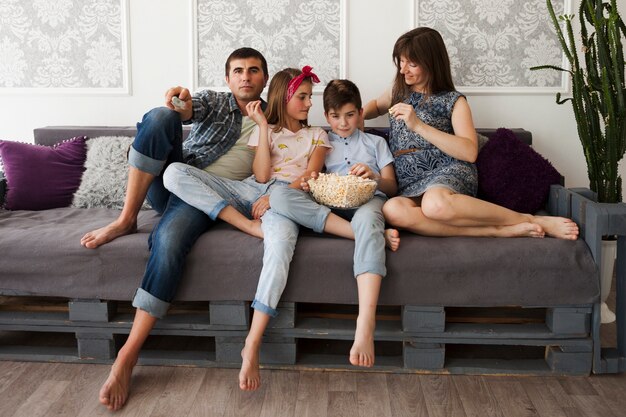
[0,297,593,375]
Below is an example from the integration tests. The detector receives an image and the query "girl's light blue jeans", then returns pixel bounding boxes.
[270,187,388,278]
[163,162,299,317]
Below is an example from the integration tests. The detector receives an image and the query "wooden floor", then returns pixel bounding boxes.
[1,360,626,417]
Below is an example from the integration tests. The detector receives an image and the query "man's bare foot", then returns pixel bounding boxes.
[81,219,137,249]
[533,216,579,240]
[496,222,545,238]
[384,228,400,251]
[239,341,261,391]
[99,357,136,411]
[350,316,375,367]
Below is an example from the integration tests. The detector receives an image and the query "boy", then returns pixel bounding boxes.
[270,79,399,367]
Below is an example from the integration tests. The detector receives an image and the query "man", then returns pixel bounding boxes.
[87,47,269,412]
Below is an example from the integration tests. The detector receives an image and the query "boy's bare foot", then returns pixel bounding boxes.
[239,341,261,391]
[496,222,545,238]
[350,316,375,367]
[81,219,137,249]
[384,228,400,251]
[533,216,579,240]
[99,357,136,411]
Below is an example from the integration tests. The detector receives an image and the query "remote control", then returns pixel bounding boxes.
[171,96,185,109]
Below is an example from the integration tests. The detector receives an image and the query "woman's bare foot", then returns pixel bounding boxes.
[384,229,401,251]
[350,316,375,367]
[533,216,579,240]
[99,356,136,411]
[239,341,261,391]
[496,222,545,238]
[81,219,137,249]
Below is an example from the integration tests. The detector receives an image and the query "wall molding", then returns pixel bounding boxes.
[192,0,347,94]
[0,0,131,95]
[413,0,571,94]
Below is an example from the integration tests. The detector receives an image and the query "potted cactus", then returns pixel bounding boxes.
[532,0,626,204]
[531,0,626,323]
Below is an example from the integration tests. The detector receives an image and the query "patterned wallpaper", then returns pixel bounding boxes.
[416,0,569,92]
[0,0,128,91]
[194,0,344,90]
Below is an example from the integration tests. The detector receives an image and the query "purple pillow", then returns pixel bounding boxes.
[0,136,87,210]
[476,128,561,214]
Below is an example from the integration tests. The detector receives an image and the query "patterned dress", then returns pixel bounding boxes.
[389,91,477,198]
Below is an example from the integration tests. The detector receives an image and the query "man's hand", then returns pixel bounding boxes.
[251,195,270,219]
[165,87,193,121]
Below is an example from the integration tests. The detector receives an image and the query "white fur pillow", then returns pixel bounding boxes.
[72,136,150,210]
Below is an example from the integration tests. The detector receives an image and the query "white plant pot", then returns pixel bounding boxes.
[601,239,617,324]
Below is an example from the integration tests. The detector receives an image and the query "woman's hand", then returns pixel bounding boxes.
[246,100,267,127]
[251,195,270,219]
[389,103,423,133]
[349,163,379,181]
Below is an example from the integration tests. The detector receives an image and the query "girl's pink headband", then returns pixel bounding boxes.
[285,66,320,103]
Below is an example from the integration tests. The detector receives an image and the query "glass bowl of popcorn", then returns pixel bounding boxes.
[307,173,378,209]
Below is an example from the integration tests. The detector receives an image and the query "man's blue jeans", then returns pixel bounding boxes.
[128,107,214,319]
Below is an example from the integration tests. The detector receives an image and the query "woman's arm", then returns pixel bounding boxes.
[390,97,478,163]
[362,90,392,120]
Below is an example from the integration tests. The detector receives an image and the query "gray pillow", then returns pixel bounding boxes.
[477,132,489,153]
[72,136,150,210]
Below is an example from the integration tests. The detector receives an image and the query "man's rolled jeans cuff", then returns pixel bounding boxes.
[132,288,170,319]
[251,299,278,318]
[128,145,166,176]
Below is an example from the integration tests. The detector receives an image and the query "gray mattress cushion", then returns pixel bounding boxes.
[0,207,599,306]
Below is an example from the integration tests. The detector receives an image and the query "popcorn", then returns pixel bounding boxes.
[307,173,377,208]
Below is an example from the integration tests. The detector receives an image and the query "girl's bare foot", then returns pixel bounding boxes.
[239,341,261,391]
[350,316,375,367]
[384,229,401,251]
[99,356,136,411]
[81,219,137,249]
[247,219,264,239]
[496,222,545,238]
[533,216,579,240]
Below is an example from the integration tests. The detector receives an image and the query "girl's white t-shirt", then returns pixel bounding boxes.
[248,125,330,182]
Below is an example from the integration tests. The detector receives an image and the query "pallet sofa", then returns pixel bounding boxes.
[0,126,625,376]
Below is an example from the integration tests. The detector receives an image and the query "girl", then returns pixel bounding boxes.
[163,66,331,390]
[363,27,579,240]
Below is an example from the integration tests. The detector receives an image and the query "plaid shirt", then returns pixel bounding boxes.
[182,90,251,170]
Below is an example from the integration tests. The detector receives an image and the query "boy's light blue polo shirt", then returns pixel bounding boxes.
[325,130,394,197]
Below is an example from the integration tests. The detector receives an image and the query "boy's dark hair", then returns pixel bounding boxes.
[323,79,362,113]
[225,47,269,78]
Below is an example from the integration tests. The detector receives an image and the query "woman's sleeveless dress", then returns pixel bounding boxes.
[389,91,477,198]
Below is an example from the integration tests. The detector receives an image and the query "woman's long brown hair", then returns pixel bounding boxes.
[391,27,456,105]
